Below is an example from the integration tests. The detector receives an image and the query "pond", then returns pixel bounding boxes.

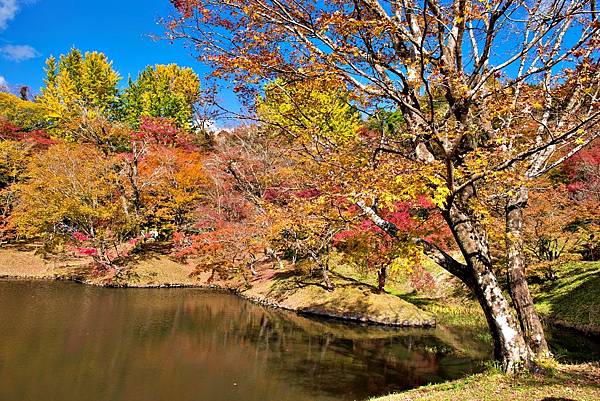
[0,280,597,401]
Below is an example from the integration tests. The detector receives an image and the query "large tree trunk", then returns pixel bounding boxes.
[447,201,533,372]
[358,198,533,371]
[465,263,532,370]
[506,187,550,358]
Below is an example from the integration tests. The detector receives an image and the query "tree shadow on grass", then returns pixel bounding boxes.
[267,269,380,294]
[264,269,397,314]
[517,371,600,399]
[395,292,437,308]
[518,365,600,397]
[546,271,600,334]
[6,241,41,253]
[535,268,600,304]
[295,289,395,327]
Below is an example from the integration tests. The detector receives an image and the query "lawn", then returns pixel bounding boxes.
[532,261,600,334]
[370,363,600,401]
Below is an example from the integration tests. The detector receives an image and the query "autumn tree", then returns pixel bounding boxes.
[563,141,600,259]
[334,199,451,292]
[524,141,600,265]
[0,123,54,240]
[0,139,31,241]
[11,143,133,266]
[39,49,121,134]
[119,64,201,130]
[564,140,600,202]
[524,184,580,273]
[55,111,132,153]
[0,92,48,131]
[174,190,261,282]
[137,145,208,236]
[168,0,600,370]
[0,95,54,240]
[256,77,361,139]
[172,125,286,281]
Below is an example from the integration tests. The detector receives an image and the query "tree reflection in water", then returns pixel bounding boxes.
[0,280,489,401]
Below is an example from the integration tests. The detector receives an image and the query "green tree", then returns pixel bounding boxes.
[257,77,361,141]
[120,64,201,130]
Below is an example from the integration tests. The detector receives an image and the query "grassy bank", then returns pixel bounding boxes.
[371,363,600,401]
[1,243,598,331]
[242,267,435,326]
[367,260,600,400]
[532,261,600,334]
[0,243,200,286]
[389,258,600,336]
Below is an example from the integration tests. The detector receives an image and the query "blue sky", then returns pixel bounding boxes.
[0,0,582,119]
[0,0,239,113]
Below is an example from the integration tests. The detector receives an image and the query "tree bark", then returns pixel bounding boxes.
[445,201,533,372]
[464,262,532,370]
[377,266,387,292]
[506,187,550,358]
[358,198,533,371]
[311,251,334,291]
[321,262,333,291]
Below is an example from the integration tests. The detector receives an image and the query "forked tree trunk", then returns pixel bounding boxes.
[506,188,550,358]
[447,202,533,372]
[358,198,533,371]
[312,252,333,291]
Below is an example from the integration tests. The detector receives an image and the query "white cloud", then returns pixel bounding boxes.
[1,44,39,62]
[0,75,7,88]
[0,1,37,31]
[0,0,18,30]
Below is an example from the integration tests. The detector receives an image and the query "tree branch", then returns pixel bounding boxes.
[356,200,468,279]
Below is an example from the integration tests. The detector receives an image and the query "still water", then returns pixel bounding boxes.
[0,280,596,401]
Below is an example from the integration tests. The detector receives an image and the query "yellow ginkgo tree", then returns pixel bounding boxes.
[39,48,121,136]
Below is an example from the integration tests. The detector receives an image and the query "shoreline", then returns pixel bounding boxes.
[0,246,436,328]
[2,245,598,335]
[3,267,599,401]
[3,270,596,336]
[0,272,436,328]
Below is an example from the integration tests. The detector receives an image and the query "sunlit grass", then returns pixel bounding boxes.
[531,260,600,333]
[370,363,600,401]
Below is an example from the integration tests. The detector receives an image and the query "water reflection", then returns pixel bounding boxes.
[0,280,489,401]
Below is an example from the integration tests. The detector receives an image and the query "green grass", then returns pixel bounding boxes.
[370,363,600,401]
[531,260,600,334]
[420,302,485,329]
[331,261,413,295]
[241,266,436,326]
